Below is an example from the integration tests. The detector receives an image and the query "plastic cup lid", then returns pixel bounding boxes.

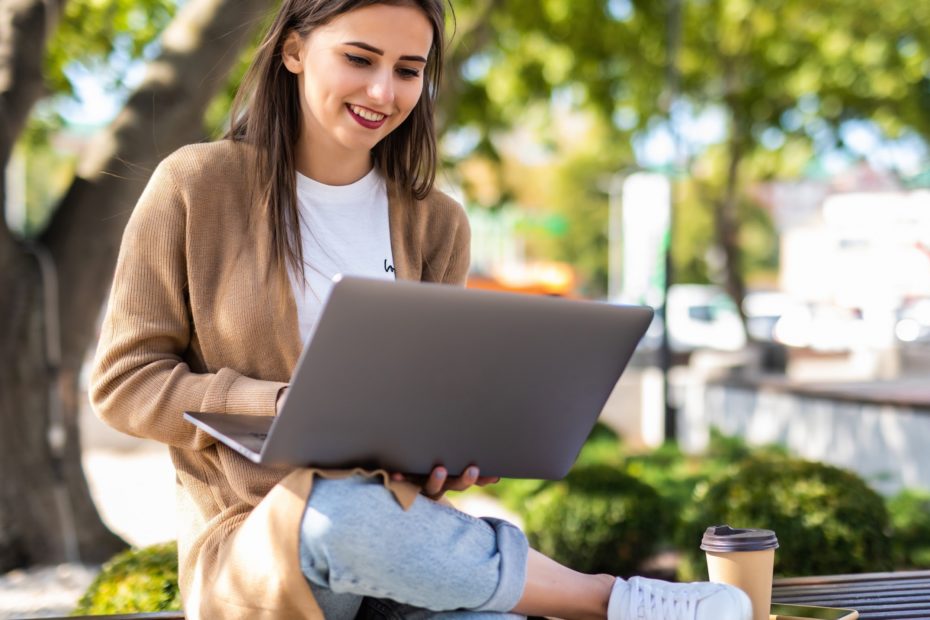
[700,524,779,552]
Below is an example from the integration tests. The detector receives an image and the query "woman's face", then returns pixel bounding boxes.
[283,3,433,163]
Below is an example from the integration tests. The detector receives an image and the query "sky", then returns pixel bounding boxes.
[58,58,148,129]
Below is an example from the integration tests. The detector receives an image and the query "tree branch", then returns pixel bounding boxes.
[0,0,65,164]
[39,0,271,371]
[0,0,66,253]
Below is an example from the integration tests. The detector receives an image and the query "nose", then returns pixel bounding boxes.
[367,69,395,106]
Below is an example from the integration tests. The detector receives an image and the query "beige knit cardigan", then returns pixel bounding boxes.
[90,140,471,619]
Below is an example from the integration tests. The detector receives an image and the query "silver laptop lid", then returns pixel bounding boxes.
[259,276,652,478]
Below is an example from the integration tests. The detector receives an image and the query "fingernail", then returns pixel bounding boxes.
[434,469,446,479]
[467,466,478,477]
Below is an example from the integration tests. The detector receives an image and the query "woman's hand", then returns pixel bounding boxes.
[391,466,500,500]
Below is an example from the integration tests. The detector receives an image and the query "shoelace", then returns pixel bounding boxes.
[627,577,700,620]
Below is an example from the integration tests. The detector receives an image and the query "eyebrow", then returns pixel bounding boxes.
[344,41,427,63]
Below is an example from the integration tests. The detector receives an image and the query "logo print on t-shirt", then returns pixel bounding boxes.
[384,259,395,274]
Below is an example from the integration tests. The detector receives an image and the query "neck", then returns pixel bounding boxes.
[295,137,372,186]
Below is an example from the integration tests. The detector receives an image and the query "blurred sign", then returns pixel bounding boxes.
[620,172,671,307]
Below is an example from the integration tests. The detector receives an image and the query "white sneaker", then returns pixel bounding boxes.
[607,576,752,620]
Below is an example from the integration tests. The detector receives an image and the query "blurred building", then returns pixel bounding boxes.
[780,190,930,308]
[751,166,930,364]
[755,163,930,309]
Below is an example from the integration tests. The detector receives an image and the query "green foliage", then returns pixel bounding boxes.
[20,0,930,294]
[46,0,177,96]
[486,427,924,580]
[447,0,665,137]
[624,430,786,521]
[74,542,181,615]
[40,0,267,138]
[680,456,893,579]
[15,0,266,237]
[887,489,930,569]
[523,464,673,577]
[574,420,625,468]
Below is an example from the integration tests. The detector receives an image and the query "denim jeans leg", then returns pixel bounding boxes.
[307,581,365,618]
[299,475,528,615]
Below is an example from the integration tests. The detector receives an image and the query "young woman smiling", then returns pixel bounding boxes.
[90,1,751,618]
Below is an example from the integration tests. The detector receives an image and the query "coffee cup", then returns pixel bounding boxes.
[701,525,779,620]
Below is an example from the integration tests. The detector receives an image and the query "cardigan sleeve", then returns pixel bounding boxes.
[441,203,471,286]
[89,158,286,450]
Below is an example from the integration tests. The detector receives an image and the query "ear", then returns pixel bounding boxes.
[281,31,305,74]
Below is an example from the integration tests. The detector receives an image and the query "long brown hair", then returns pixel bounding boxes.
[226,0,446,283]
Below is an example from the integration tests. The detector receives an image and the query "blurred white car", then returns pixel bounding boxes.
[773,303,869,352]
[895,298,930,345]
[665,284,747,352]
[742,290,798,342]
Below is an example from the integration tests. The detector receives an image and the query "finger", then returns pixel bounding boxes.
[447,466,480,492]
[476,476,500,486]
[390,472,404,482]
[424,467,447,497]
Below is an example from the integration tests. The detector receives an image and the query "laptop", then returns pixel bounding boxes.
[184,275,653,479]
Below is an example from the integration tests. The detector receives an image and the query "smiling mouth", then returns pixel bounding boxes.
[347,104,388,129]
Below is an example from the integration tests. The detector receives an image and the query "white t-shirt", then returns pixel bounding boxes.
[289,168,395,344]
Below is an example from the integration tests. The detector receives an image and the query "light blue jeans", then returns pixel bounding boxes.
[299,475,529,619]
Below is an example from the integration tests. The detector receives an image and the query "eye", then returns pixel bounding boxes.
[344,53,370,67]
[397,67,421,79]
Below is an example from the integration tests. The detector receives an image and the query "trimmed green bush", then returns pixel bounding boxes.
[680,456,893,579]
[573,422,626,468]
[74,541,181,614]
[624,430,789,518]
[888,489,930,569]
[522,464,673,577]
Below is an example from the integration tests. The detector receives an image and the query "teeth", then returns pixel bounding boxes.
[350,105,385,122]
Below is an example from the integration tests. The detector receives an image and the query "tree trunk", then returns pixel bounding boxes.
[715,60,749,325]
[0,242,123,570]
[0,0,271,571]
[714,124,748,323]
[0,0,94,572]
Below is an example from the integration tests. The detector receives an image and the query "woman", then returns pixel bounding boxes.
[90,1,751,618]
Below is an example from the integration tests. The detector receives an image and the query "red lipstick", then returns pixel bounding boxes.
[346,104,388,129]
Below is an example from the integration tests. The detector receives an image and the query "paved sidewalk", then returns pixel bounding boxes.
[0,564,98,620]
